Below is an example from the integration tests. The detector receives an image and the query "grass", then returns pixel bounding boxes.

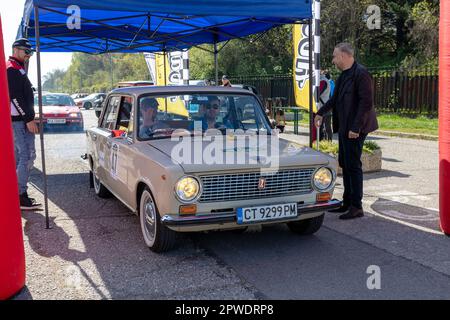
[375,113,438,136]
[285,111,438,136]
[312,139,380,156]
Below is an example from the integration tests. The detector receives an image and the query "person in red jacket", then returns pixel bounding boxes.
[7,38,41,210]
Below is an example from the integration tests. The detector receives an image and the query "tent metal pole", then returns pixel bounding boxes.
[214,42,218,85]
[308,18,313,148]
[314,0,321,150]
[163,47,168,112]
[34,5,50,229]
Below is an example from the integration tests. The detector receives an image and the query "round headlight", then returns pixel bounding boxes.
[175,177,200,202]
[313,167,333,190]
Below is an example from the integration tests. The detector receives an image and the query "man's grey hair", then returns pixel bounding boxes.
[335,42,354,57]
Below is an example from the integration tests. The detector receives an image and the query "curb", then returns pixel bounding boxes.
[284,125,438,141]
[371,130,438,141]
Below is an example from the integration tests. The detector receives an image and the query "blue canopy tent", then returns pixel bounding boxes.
[18,0,314,228]
[19,0,312,53]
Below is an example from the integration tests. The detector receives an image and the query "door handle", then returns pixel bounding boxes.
[92,133,97,141]
[112,144,118,151]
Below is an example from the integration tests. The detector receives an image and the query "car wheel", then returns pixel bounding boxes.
[92,171,111,198]
[84,102,92,110]
[95,110,101,118]
[139,187,177,253]
[287,213,324,235]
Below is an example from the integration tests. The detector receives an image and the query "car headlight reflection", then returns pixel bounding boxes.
[175,177,200,202]
[313,167,333,190]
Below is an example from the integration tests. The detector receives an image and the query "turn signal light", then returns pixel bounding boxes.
[316,192,331,203]
[179,204,197,215]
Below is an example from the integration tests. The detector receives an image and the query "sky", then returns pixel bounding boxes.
[0,0,73,88]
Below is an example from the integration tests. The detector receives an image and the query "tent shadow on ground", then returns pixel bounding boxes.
[25,169,240,299]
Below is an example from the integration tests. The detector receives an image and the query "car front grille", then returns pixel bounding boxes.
[199,168,315,203]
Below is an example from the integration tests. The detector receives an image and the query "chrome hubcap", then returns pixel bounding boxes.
[93,173,101,193]
[143,194,156,241]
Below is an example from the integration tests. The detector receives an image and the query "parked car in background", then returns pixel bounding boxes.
[232,84,263,102]
[71,93,89,105]
[34,93,84,131]
[86,86,340,252]
[91,93,107,118]
[188,79,213,86]
[117,81,154,88]
[75,93,105,110]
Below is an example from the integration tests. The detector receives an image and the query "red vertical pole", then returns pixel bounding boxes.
[0,16,26,299]
[439,0,450,235]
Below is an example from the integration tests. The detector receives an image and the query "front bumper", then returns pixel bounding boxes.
[161,199,341,231]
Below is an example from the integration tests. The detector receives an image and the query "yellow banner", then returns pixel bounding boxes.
[293,24,316,112]
[155,52,188,117]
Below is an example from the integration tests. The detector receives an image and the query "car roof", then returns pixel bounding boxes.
[109,85,256,97]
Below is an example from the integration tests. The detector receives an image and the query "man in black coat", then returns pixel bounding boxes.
[314,43,378,220]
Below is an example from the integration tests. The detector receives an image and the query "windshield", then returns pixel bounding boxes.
[35,94,76,106]
[137,93,270,140]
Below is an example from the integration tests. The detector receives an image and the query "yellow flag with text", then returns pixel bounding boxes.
[293,24,316,112]
[155,52,188,117]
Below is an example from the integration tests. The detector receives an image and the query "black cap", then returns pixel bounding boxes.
[141,97,159,109]
[12,38,33,50]
[222,75,228,80]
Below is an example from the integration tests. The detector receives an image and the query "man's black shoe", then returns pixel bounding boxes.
[339,206,364,220]
[19,193,42,211]
[328,204,350,213]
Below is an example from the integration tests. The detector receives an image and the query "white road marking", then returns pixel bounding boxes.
[364,184,398,191]
[362,199,443,235]
[379,191,418,197]
[377,190,431,205]
[369,210,443,235]
[379,209,438,222]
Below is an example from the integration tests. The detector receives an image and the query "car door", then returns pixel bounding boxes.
[104,95,135,206]
[91,95,121,190]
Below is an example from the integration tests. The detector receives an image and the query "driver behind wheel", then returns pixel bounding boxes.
[139,97,163,138]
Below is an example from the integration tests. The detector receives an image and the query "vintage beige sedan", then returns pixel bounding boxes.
[86,86,341,252]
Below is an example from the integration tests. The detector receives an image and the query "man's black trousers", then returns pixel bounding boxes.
[338,132,368,209]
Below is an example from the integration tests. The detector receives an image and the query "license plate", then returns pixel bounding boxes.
[47,118,66,124]
[237,203,298,224]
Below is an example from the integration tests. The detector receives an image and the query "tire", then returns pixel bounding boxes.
[287,213,324,235]
[92,171,112,198]
[84,102,92,110]
[95,110,101,118]
[139,187,177,253]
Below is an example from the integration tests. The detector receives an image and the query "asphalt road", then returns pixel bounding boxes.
[15,109,450,300]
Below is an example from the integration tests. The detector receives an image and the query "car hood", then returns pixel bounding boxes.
[147,136,333,173]
[35,106,80,114]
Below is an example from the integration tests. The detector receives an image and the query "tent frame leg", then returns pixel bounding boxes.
[308,18,313,148]
[34,5,50,229]
[214,42,218,85]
